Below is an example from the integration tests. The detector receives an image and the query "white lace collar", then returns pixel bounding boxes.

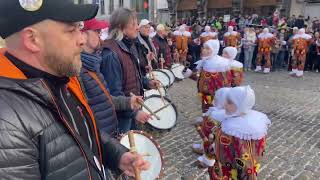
[221,110,270,140]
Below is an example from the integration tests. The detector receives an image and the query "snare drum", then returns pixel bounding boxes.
[171,63,185,81]
[144,87,167,98]
[142,95,177,130]
[147,70,171,88]
[119,130,164,180]
[160,69,175,86]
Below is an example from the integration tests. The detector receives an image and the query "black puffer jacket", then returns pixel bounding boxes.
[0,74,127,179]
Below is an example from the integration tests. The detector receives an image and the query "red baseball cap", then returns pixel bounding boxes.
[82,18,108,31]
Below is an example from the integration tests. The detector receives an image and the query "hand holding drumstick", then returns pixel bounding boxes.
[119,132,150,179]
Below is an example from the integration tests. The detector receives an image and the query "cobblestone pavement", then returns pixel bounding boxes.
[153,71,320,180]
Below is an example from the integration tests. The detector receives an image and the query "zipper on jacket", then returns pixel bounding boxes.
[41,80,94,180]
[59,88,81,135]
[77,106,93,150]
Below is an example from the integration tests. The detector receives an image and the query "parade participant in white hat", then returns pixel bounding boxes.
[222,47,244,87]
[173,24,191,63]
[195,39,231,113]
[200,25,218,44]
[289,28,313,77]
[223,26,240,47]
[255,28,275,73]
[208,86,271,179]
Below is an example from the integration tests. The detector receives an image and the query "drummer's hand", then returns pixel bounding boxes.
[135,111,152,124]
[146,52,155,61]
[148,80,161,89]
[130,95,143,111]
[119,152,150,177]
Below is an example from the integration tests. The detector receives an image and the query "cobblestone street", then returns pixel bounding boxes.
[155,71,320,180]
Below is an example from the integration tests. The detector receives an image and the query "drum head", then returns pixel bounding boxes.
[144,87,167,98]
[171,63,185,80]
[160,69,175,85]
[143,95,177,130]
[147,70,170,88]
[119,131,164,179]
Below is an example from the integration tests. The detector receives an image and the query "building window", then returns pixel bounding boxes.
[109,0,114,13]
[120,0,124,7]
[100,0,105,14]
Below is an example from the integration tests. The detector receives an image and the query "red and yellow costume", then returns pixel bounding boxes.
[230,66,243,87]
[201,32,218,45]
[209,121,267,180]
[255,30,275,73]
[198,71,231,112]
[174,27,191,63]
[224,31,240,47]
[290,29,312,77]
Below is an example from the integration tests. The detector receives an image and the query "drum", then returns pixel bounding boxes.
[142,95,177,130]
[147,70,171,88]
[144,87,167,98]
[171,63,185,80]
[119,130,164,180]
[160,69,175,86]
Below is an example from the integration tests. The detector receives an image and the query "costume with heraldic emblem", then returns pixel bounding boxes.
[174,25,191,63]
[195,40,231,113]
[224,26,240,47]
[207,86,270,180]
[289,28,313,77]
[255,28,275,73]
[223,47,244,87]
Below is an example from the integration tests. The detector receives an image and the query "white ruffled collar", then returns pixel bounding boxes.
[293,34,312,40]
[230,60,243,68]
[258,33,273,39]
[196,56,230,73]
[224,31,238,36]
[201,32,217,37]
[221,110,270,140]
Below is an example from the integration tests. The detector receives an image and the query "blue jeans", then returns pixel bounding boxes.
[244,46,254,70]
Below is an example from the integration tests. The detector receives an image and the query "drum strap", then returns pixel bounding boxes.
[86,71,118,128]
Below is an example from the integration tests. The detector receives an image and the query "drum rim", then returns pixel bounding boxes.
[148,70,172,88]
[171,64,185,80]
[143,95,178,130]
[159,69,175,85]
[119,130,165,178]
[144,87,168,98]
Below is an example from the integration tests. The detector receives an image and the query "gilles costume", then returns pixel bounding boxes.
[289,28,312,77]
[223,47,244,87]
[195,40,231,112]
[173,25,191,63]
[255,28,275,73]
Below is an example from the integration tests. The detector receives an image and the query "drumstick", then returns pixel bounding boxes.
[153,103,171,114]
[160,53,164,69]
[150,72,166,105]
[130,93,161,120]
[128,131,141,180]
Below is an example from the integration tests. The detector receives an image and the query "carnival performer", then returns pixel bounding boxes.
[195,39,231,113]
[192,88,230,164]
[174,24,191,63]
[222,47,244,87]
[255,28,275,73]
[289,28,313,77]
[200,25,218,44]
[208,86,271,180]
[223,26,240,47]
